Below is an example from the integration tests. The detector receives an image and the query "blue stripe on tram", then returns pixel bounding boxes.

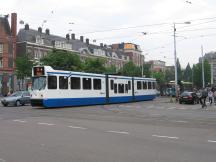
[42,95,156,107]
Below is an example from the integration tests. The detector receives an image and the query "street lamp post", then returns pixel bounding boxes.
[173,22,190,100]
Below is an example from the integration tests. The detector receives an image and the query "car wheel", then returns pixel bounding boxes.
[179,101,182,104]
[15,100,21,107]
[21,103,25,106]
[2,103,8,107]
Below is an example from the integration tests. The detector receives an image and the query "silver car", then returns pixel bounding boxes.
[1,91,31,107]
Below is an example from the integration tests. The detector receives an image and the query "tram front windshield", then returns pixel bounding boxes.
[32,76,46,90]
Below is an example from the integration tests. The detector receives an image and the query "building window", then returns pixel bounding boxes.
[48,76,57,89]
[36,35,44,45]
[0,43,3,54]
[83,78,91,90]
[93,79,101,90]
[59,76,68,89]
[0,57,3,68]
[8,58,13,68]
[71,77,80,89]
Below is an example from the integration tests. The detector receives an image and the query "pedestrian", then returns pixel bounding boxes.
[208,90,213,106]
[200,88,208,108]
[213,90,216,105]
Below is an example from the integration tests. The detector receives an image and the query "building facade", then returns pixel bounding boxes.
[203,51,216,84]
[147,60,166,72]
[17,24,130,71]
[0,13,17,96]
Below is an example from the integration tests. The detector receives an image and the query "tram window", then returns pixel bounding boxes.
[71,77,80,89]
[114,84,117,93]
[137,81,141,90]
[125,84,128,93]
[59,76,68,89]
[152,82,156,89]
[128,81,131,90]
[118,84,124,93]
[143,81,147,89]
[48,76,57,89]
[148,82,152,89]
[94,79,101,90]
[110,80,114,90]
[83,78,91,89]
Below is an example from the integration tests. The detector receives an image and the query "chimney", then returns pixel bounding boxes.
[100,43,103,47]
[24,24,29,30]
[66,34,70,40]
[38,27,42,33]
[45,28,50,35]
[86,38,89,45]
[80,36,84,42]
[11,13,17,37]
[71,33,75,40]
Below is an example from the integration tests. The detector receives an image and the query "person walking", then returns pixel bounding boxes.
[208,90,213,106]
[200,88,208,108]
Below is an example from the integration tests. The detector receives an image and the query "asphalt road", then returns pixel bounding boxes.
[0,97,216,162]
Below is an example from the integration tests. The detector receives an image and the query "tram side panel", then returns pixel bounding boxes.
[107,75,133,104]
[42,73,107,107]
[133,77,156,101]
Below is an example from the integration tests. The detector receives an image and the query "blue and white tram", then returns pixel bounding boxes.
[31,66,157,108]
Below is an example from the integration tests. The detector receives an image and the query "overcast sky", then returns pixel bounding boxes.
[1,0,216,68]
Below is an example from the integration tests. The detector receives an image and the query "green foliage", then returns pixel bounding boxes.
[176,58,182,81]
[142,63,151,78]
[119,61,141,77]
[16,56,34,79]
[83,58,106,74]
[151,72,165,85]
[192,59,210,88]
[40,49,82,71]
[105,65,117,74]
[183,63,192,82]
[165,68,175,83]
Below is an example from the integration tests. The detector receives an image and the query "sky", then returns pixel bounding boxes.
[1,0,216,68]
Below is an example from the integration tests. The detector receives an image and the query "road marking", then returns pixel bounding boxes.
[68,126,87,130]
[171,120,188,123]
[151,114,161,116]
[12,119,27,123]
[107,131,130,135]
[208,140,216,143]
[152,134,179,139]
[37,122,55,126]
[167,107,175,110]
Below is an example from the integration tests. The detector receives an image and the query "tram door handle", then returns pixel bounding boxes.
[134,91,138,94]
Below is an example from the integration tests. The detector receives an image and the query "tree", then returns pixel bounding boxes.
[165,68,175,83]
[176,58,182,81]
[151,71,166,93]
[15,56,34,90]
[119,61,141,77]
[142,63,151,78]
[105,65,117,74]
[40,49,82,71]
[192,59,210,88]
[83,58,106,74]
[183,63,192,82]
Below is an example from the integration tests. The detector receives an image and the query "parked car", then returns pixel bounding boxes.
[1,91,31,107]
[179,91,197,104]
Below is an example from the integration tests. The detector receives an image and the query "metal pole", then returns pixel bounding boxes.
[211,63,213,85]
[201,45,205,88]
[173,23,178,99]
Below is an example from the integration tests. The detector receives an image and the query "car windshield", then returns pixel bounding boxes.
[32,76,46,90]
[10,91,22,97]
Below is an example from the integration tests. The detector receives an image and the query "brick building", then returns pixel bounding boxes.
[0,13,17,96]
